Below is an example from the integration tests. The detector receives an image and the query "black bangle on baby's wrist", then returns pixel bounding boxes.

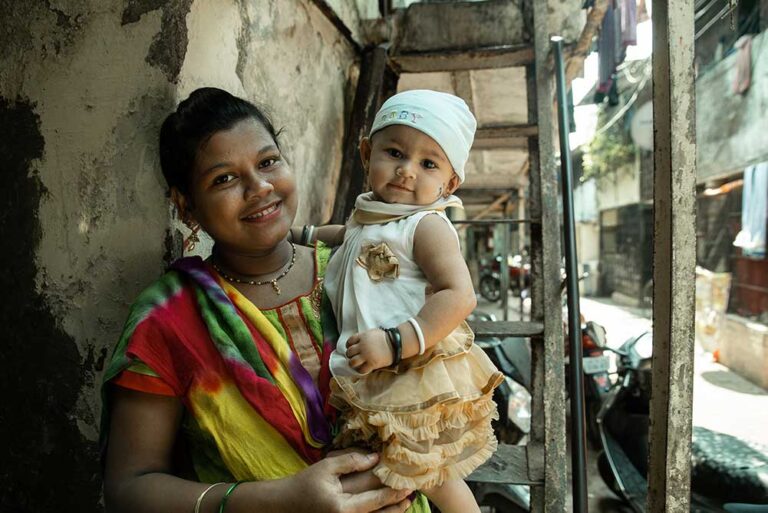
[382,327,402,366]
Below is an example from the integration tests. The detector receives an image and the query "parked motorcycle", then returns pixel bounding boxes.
[596,332,768,511]
[478,254,531,303]
[466,310,532,513]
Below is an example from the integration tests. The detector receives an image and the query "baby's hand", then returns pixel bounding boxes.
[345,329,393,374]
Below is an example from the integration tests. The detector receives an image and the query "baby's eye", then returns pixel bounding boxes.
[386,148,403,159]
[258,156,280,169]
[212,173,236,185]
[422,159,437,170]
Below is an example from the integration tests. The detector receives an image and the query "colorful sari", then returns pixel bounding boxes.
[100,245,429,511]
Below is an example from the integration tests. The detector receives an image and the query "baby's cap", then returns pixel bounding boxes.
[369,89,477,183]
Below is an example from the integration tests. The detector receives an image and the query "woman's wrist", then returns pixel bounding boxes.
[211,479,292,513]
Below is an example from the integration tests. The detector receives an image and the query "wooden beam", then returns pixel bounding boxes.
[647,1,697,512]
[466,444,543,485]
[308,0,361,52]
[473,125,536,150]
[331,46,398,224]
[528,0,567,508]
[451,71,475,112]
[472,137,528,151]
[456,192,512,232]
[391,45,535,73]
[564,0,610,87]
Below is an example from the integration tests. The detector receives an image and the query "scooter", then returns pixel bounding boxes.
[478,255,531,303]
[466,310,532,513]
[596,332,768,511]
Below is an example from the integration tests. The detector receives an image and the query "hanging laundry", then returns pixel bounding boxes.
[621,0,637,46]
[596,3,617,98]
[734,163,767,258]
[732,35,753,94]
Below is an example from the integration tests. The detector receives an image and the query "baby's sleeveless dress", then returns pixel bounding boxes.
[325,208,503,490]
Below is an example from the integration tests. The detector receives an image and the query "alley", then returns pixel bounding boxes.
[476,294,768,511]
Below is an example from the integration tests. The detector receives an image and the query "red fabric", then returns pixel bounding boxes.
[112,369,176,396]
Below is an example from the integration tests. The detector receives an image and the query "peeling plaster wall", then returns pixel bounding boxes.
[0,0,355,510]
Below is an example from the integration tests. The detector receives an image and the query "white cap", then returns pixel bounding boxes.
[369,89,476,183]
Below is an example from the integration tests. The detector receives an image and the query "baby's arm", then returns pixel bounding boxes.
[399,213,477,358]
[346,214,476,373]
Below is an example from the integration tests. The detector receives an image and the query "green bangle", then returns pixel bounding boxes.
[218,481,246,513]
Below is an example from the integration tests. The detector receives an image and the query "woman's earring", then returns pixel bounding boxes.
[183,222,201,252]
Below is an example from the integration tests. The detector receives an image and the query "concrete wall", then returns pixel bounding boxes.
[0,1,355,510]
[696,28,768,183]
[596,161,640,211]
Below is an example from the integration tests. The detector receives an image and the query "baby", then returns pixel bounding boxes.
[324,90,502,513]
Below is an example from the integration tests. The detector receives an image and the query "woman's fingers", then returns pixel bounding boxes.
[375,499,413,513]
[340,467,384,495]
[346,487,413,513]
[323,451,379,476]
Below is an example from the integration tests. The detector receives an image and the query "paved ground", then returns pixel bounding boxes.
[475,294,768,511]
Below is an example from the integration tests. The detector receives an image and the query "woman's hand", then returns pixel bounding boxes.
[284,451,413,513]
[346,329,393,374]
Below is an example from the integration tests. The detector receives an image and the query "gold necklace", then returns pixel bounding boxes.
[212,242,296,295]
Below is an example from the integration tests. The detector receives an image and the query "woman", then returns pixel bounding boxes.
[101,88,424,513]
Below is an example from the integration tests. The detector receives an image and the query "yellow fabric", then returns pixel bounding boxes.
[216,277,325,450]
[189,380,309,480]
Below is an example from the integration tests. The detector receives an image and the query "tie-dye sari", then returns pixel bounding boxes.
[100,249,335,481]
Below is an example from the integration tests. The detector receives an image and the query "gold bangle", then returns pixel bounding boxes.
[194,482,224,513]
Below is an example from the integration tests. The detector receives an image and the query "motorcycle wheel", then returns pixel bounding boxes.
[480,276,502,302]
[585,397,602,449]
[597,451,623,498]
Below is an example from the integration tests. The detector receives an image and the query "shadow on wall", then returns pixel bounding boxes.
[0,97,101,511]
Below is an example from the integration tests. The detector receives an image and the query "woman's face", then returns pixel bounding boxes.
[180,118,298,256]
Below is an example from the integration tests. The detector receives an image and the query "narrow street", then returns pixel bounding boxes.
[475,294,768,511]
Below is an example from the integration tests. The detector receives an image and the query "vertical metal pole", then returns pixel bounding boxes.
[500,221,511,321]
[552,35,588,513]
[648,1,697,512]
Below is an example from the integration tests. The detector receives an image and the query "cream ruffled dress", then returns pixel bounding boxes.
[325,193,503,490]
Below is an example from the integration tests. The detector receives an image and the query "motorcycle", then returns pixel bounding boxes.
[466,310,532,513]
[596,332,768,511]
[478,254,531,303]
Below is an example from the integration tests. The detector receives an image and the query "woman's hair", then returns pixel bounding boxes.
[159,87,281,194]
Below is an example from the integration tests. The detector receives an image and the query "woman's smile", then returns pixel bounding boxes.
[241,200,282,223]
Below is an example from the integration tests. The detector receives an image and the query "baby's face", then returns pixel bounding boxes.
[363,125,460,205]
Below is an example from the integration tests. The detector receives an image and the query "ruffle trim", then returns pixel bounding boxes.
[374,425,498,490]
[331,367,504,414]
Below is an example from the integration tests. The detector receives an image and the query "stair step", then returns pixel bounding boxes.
[391,45,534,73]
[467,444,543,485]
[468,321,544,338]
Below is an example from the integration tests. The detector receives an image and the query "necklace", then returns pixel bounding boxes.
[212,242,296,295]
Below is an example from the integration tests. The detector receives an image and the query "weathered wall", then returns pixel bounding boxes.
[696,28,768,183]
[0,0,355,510]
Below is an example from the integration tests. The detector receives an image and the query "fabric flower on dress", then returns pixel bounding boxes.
[356,242,400,281]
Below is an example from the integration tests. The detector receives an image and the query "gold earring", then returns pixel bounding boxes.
[183,222,201,252]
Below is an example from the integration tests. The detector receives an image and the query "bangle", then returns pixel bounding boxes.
[407,317,426,356]
[194,482,224,513]
[307,225,316,244]
[383,327,402,366]
[300,225,310,245]
[218,481,246,513]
